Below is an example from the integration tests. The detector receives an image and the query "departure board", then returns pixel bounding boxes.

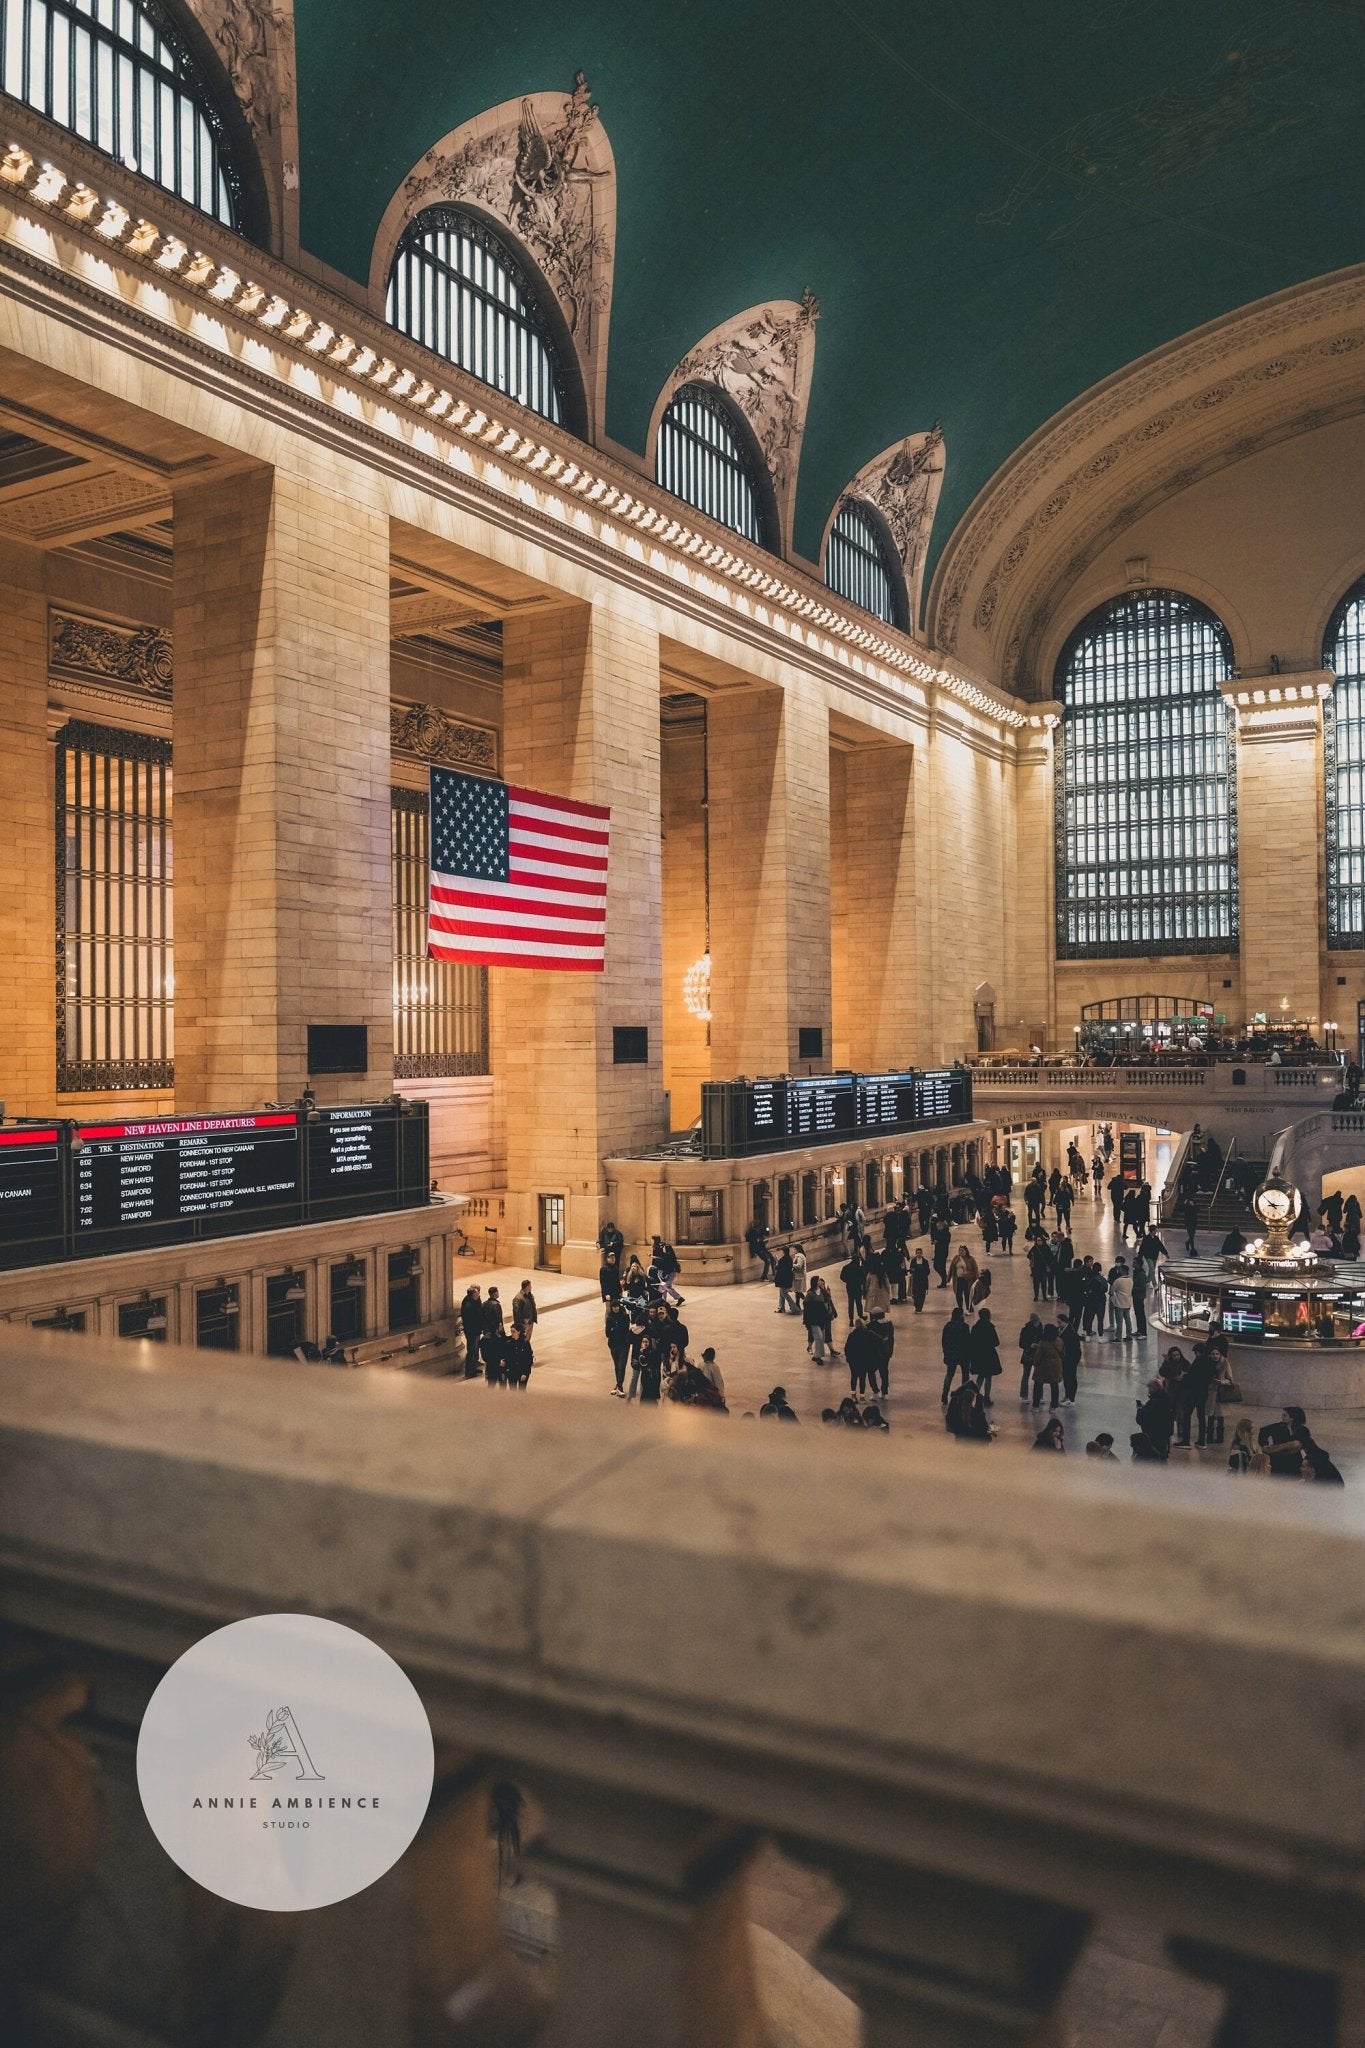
[0,1127,65,1269]
[701,1066,972,1158]
[306,1105,400,1220]
[71,1112,302,1255]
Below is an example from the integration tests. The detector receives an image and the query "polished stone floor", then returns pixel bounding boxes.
[471,1195,1365,1482]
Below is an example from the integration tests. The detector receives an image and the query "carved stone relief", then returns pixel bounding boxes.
[50,610,173,698]
[828,427,946,625]
[186,0,298,250]
[656,291,820,552]
[390,703,498,772]
[373,75,616,433]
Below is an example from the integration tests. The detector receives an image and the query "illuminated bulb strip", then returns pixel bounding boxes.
[0,135,1025,728]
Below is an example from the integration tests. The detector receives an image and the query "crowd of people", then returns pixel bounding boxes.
[444,1159,1351,1482]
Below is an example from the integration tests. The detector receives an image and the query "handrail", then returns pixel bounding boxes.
[2,1326,1364,2047]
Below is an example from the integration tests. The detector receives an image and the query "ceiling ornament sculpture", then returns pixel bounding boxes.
[373,74,617,434]
[49,609,174,699]
[831,426,945,626]
[656,292,820,554]
[187,0,298,248]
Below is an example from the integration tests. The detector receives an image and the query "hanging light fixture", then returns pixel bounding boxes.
[683,952,712,1021]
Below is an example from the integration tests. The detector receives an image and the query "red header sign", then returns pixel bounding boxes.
[76,1113,298,1141]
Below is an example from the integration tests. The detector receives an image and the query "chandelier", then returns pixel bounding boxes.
[683,952,712,1022]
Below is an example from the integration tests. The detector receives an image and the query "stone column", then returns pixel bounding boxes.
[1234,690,1326,1028]
[834,742,916,1070]
[1013,716,1058,1051]
[171,466,393,1112]
[660,700,710,1128]
[707,682,831,1078]
[493,593,664,1272]
[0,546,55,1115]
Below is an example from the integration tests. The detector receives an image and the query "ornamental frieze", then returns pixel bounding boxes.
[390,703,498,771]
[49,609,174,698]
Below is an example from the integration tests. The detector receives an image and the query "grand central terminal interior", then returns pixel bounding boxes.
[1,5,1364,2046]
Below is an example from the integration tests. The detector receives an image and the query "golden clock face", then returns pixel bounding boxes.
[1254,1183,1294,1226]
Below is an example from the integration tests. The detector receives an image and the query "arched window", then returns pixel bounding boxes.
[1324,578,1365,946]
[656,383,771,549]
[1056,589,1238,958]
[386,208,568,427]
[824,497,905,627]
[0,0,243,228]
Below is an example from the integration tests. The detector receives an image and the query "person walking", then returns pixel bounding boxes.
[932,1217,952,1288]
[1182,1191,1199,1256]
[846,1317,876,1401]
[746,1220,776,1281]
[968,1306,1001,1404]
[1018,1311,1042,1399]
[940,1306,972,1405]
[1108,1172,1126,1226]
[1131,1253,1150,1339]
[865,1310,895,1400]
[998,1204,1017,1256]
[948,1243,979,1313]
[1060,1317,1083,1404]
[773,1245,797,1314]
[908,1248,931,1312]
[791,1241,809,1302]
[1028,1234,1054,1303]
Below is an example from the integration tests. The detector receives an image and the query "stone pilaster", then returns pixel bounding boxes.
[1014,717,1058,1051]
[707,683,831,1078]
[171,466,393,1111]
[660,702,710,1128]
[1235,690,1326,1027]
[834,742,916,1070]
[493,594,665,1271]
[0,548,54,1115]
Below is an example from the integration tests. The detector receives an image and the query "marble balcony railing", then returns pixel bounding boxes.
[1,1326,1363,2048]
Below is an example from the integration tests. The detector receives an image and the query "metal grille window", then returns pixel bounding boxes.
[1325,579,1365,946]
[1056,590,1238,958]
[392,788,489,1077]
[1,0,242,227]
[825,497,904,627]
[386,208,566,425]
[656,383,767,548]
[57,719,173,1090]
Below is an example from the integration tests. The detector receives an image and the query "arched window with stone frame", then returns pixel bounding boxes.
[1055,588,1238,959]
[385,204,581,432]
[0,0,261,233]
[654,382,779,553]
[823,495,907,629]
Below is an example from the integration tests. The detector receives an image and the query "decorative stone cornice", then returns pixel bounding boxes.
[0,119,1025,736]
[390,702,498,771]
[930,266,1365,688]
[49,607,173,697]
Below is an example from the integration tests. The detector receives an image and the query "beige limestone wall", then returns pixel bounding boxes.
[707,683,832,1078]
[493,594,665,1267]
[829,750,851,1068]
[659,709,710,1128]
[171,466,394,1112]
[921,722,1012,1061]
[0,554,54,1115]
[836,742,916,1070]
[1237,718,1325,1024]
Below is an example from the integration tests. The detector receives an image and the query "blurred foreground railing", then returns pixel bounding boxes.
[1,1327,1363,2047]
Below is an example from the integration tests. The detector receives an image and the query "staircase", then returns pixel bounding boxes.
[1161,1140,1268,1233]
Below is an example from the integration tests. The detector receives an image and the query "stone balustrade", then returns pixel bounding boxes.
[971,1062,1344,1149]
[2,1325,1363,2047]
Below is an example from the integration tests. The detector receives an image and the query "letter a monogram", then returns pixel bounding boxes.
[247,1704,324,1781]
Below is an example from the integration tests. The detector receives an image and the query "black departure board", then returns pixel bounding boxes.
[306,1106,401,1221]
[701,1066,972,1158]
[0,1126,65,1269]
[71,1112,302,1254]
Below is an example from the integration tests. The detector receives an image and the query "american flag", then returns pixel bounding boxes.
[427,767,610,972]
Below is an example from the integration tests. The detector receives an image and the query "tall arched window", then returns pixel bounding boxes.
[824,497,905,627]
[656,383,772,549]
[0,0,243,228]
[386,209,568,427]
[1324,577,1365,946]
[1056,589,1238,958]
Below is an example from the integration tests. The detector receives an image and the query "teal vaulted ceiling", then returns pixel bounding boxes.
[294,0,1365,578]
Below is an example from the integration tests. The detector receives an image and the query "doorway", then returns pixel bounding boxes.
[538,1193,565,1270]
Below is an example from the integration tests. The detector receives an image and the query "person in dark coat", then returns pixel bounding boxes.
[1182,1193,1199,1256]
[840,1248,867,1325]
[773,1246,796,1313]
[1030,1325,1064,1410]
[1033,1418,1066,1451]
[940,1307,972,1405]
[946,1380,994,1442]
[967,1307,1001,1404]
[931,1218,952,1288]
[846,1317,877,1399]
[1136,1379,1176,1457]
[1027,1235,1054,1302]
[605,1300,633,1395]
[1175,1345,1219,1447]
[1018,1312,1042,1398]
[1108,1172,1126,1224]
[504,1330,534,1389]
[908,1249,931,1312]
[1258,1406,1309,1476]
[459,1283,484,1378]
[1060,1319,1083,1404]
[997,1204,1017,1255]
[865,1311,895,1399]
